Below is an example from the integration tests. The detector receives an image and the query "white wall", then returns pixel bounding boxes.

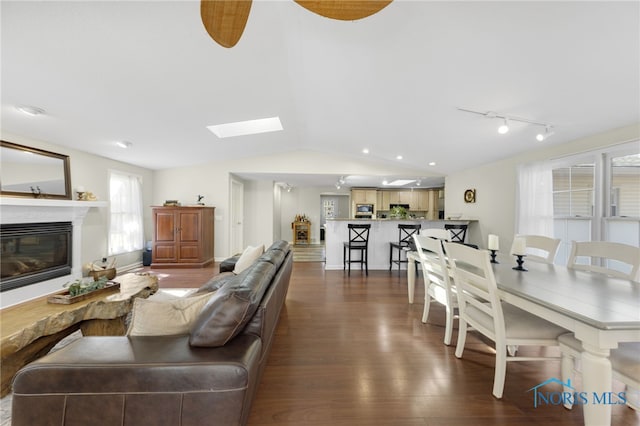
[153,150,429,257]
[1,133,154,303]
[242,179,276,249]
[279,186,351,243]
[445,123,640,251]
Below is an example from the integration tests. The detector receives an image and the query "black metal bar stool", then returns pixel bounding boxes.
[343,223,371,276]
[444,223,468,243]
[389,224,421,271]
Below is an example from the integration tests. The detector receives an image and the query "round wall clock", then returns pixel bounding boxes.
[464,189,476,203]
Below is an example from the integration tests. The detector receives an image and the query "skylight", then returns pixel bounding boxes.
[207,117,283,138]
[386,180,415,186]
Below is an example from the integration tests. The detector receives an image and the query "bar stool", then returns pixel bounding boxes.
[389,224,421,271]
[444,224,467,243]
[343,223,371,276]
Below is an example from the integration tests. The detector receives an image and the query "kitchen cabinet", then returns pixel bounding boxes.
[380,190,414,209]
[151,206,215,268]
[351,189,377,204]
[411,191,429,211]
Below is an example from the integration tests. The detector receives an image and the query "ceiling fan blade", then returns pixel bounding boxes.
[294,0,392,21]
[201,0,252,48]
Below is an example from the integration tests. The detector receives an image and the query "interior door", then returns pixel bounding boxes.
[230,178,244,255]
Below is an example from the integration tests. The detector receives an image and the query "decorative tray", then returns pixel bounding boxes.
[47,281,121,305]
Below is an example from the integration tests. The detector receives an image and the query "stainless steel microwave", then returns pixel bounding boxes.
[356,204,374,213]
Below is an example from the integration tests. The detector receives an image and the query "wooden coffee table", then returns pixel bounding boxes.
[0,272,158,396]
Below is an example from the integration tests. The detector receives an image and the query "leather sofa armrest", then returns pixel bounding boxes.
[219,254,241,273]
[12,335,262,426]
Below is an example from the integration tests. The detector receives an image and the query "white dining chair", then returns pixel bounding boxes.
[567,241,640,281]
[420,228,451,242]
[559,333,640,411]
[510,234,561,264]
[444,242,566,399]
[413,234,457,345]
[560,241,640,410]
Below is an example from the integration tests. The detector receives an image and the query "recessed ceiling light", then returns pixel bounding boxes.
[362,148,369,154]
[16,105,45,116]
[206,117,283,138]
[396,155,403,160]
[115,141,132,149]
[428,161,436,166]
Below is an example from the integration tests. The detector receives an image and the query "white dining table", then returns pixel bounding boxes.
[407,251,640,426]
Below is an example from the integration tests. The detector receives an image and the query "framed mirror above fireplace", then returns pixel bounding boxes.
[0,140,72,200]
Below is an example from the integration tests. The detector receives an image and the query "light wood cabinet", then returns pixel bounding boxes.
[151,206,215,268]
[411,191,429,211]
[398,191,412,205]
[292,221,311,244]
[351,189,377,204]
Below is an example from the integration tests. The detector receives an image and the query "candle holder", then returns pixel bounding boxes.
[490,249,499,264]
[512,254,528,271]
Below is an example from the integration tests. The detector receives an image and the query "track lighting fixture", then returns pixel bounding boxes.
[457,107,554,142]
[335,182,341,190]
[536,126,555,142]
[497,118,510,134]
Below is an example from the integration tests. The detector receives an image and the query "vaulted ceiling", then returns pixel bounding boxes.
[2,1,638,188]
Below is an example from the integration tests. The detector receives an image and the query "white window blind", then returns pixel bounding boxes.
[517,140,639,266]
[109,170,143,255]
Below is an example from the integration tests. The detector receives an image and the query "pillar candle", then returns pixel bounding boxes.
[488,234,499,250]
[512,237,526,256]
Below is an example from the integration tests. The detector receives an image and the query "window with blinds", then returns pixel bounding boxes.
[552,164,595,217]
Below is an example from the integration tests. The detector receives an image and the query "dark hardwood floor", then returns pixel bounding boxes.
[146,261,639,426]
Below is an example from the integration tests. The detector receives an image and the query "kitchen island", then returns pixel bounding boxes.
[324,218,476,271]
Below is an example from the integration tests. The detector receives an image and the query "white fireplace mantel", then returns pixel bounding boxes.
[0,198,107,224]
[1,197,108,308]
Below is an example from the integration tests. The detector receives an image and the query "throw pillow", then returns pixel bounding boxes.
[233,244,264,274]
[127,292,213,336]
[189,260,276,347]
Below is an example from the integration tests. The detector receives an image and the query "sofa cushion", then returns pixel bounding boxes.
[233,245,265,274]
[189,260,276,347]
[266,240,289,253]
[127,292,213,336]
[193,271,236,295]
[258,248,286,267]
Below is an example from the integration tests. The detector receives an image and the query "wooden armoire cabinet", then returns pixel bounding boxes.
[151,206,215,268]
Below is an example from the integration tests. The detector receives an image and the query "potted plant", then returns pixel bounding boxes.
[390,206,408,219]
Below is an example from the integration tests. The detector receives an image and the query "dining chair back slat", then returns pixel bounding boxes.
[413,234,457,344]
[567,241,640,281]
[511,234,561,264]
[420,228,451,241]
[444,242,566,399]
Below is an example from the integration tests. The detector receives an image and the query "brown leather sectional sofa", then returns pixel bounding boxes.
[11,240,293,426]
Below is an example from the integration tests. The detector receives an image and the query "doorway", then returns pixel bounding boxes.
[230,178,244,255]
[320,195,349,241]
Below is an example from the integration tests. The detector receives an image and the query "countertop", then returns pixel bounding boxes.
[326,218,477,221]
